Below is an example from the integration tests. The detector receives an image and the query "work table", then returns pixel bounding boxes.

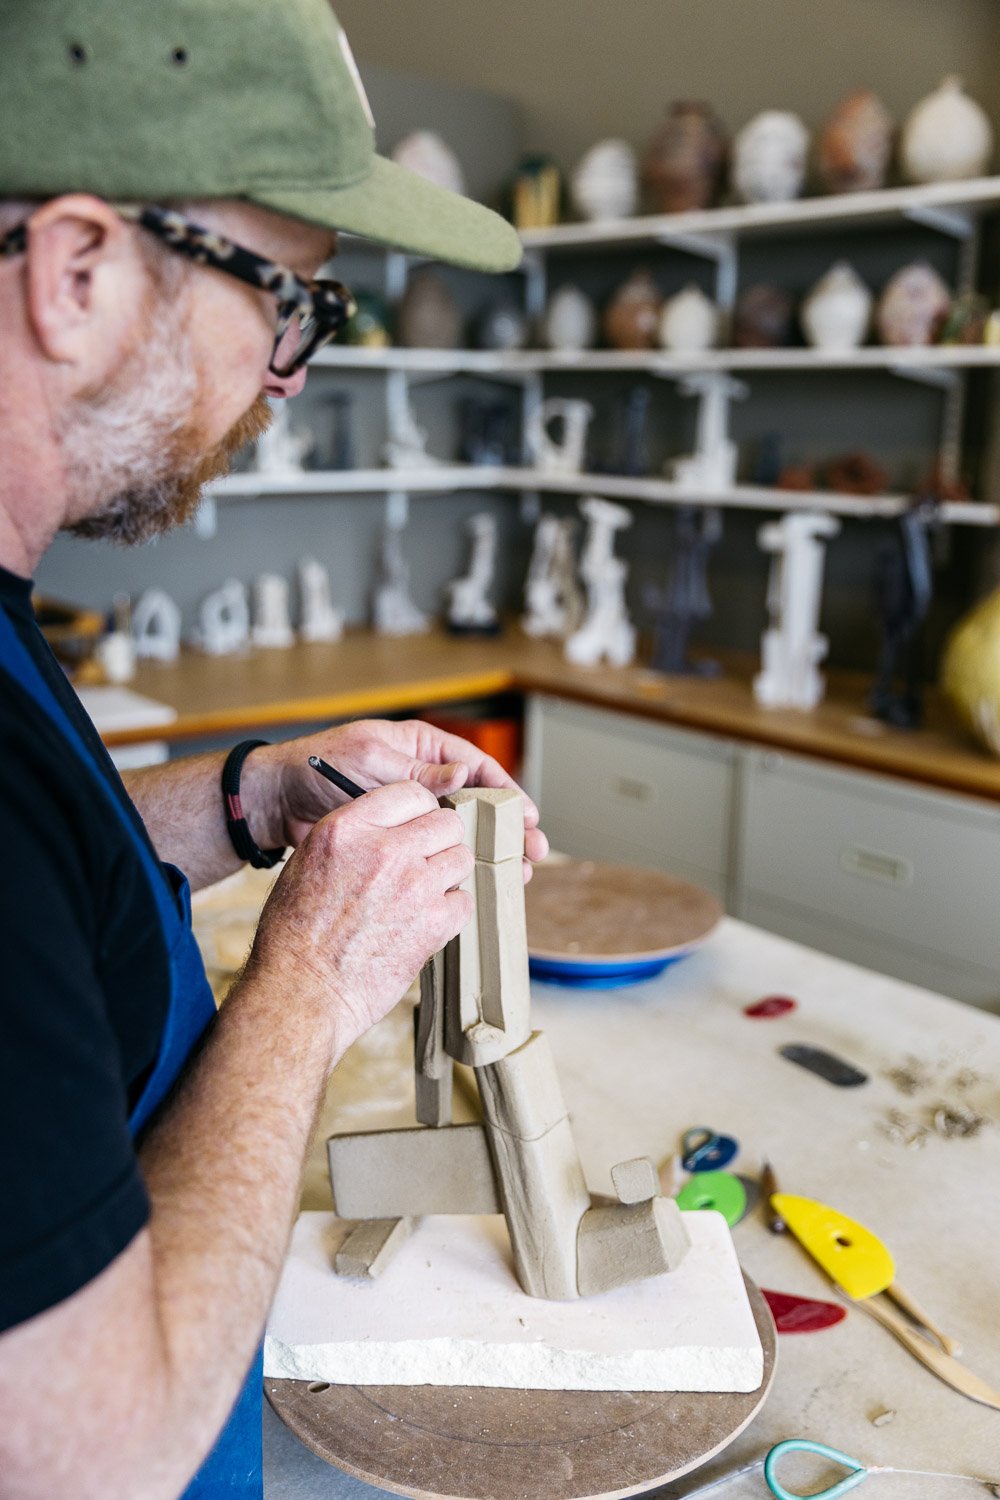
[187,870,1000,1499]
[111,629,1000,805]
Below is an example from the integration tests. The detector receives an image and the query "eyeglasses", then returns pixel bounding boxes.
[0,203,356,378]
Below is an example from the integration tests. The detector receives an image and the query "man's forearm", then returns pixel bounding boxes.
[123,749,284,890]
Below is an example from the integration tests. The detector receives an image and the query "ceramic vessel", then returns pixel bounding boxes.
[731,111,809,204]
[941,585,1000,757]
[901,76,994,184]
[642,101,727,212]
[570,138,639,221]
[800,262,873,351]
[817,89,894,194]
[474,300,528,351]
[343,289,392,348]
[396,269,463,349]
[391,130,466,196]
[509,153,561,230]
[603,268,663,350]
[658,283,718,352]
[542,285,597,352]
[734,284,794,348]
[876,260,951,347]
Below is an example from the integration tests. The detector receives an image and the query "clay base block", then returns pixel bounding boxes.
[328,1124,499,1219]
[265,1211,764,1393]
[335,1217,415,1279]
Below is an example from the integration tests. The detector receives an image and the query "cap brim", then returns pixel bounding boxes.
[251,155,523,273]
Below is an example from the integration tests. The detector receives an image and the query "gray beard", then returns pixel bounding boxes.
[58,315,203,546]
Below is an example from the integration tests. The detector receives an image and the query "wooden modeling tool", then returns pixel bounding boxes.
[760,1159,788,1234]
[773,1193,994,1407]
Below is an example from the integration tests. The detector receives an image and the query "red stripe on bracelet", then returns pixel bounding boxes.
[226,792,244,821]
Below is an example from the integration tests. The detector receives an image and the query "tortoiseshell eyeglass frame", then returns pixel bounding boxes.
[0,203,356,378]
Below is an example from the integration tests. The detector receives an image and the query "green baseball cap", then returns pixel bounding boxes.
[0,0,523,273]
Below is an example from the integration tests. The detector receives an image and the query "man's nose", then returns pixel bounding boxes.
[264,365,308,400]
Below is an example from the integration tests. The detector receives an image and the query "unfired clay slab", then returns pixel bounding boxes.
[264,1210,763,1393]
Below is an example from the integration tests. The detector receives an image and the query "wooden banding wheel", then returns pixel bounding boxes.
[266,1277,776,1500]
[525,861,723,965]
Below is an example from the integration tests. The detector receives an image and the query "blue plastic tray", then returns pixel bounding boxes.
[528,951,691,989]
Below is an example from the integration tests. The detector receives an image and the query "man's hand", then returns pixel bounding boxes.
[247,718,548,879]
[243,780,474,1060]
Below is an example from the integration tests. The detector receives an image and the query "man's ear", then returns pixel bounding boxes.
[23,195,144,374]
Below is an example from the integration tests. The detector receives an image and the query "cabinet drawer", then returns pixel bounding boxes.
[737,750,1000,974]
[528,697,735,886]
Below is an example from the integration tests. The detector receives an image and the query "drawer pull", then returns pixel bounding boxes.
[839,846,913,887]
[607,774,656,804]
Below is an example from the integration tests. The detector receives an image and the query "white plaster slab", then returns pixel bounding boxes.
[264,1210,763,1393]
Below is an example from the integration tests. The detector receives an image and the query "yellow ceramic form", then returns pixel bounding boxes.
[940,585,1000,757]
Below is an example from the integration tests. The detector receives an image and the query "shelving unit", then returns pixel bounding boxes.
[212,174,1000,532]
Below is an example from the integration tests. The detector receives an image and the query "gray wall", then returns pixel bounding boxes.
[35,10,1000,674]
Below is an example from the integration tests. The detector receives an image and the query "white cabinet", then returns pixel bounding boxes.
[526,694,1000,1011]
[524,696,736,902]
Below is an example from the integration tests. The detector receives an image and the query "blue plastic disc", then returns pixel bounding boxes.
[528,953,689,989]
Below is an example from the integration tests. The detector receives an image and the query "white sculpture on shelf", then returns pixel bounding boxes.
[191,580,251,656]
[383,384,442,471]
[133,588,182,663]
[754,511,841,710]
[254,398,313,476]
[525,397,594,476]
[251,573,295,649]
[522,515,582,639]
[372,518,430,637]
[565,497,636,668]
[668,373,747,494]
[800,263,873,352]
[297,556,344,643]
[542,285,597,353]
[446,513,499,633]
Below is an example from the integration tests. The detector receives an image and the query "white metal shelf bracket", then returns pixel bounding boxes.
[903,206,975,240]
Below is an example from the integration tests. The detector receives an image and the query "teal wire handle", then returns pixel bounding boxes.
[764,1440,869,1500]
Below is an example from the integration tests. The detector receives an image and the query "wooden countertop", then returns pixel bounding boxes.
[111,629,1000,805]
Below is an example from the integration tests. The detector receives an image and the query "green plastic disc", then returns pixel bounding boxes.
[676,1170,748,1227]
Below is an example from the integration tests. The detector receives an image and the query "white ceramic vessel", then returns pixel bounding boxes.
[800,262,873,351]
[658,283,718,353]
[731,110,810,204]
[570,138,639,221]
[542,285,598,352]
[391,130,466,195]
[901,76,994,184]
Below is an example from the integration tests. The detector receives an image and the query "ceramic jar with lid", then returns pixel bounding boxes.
[642,101,727,212]
[817,89,894,193]
[603,268,663,350]
[570,139,639,221]
[876,261,951,346]
[734,284,794,348]
[901,76,994,184]
[397,269,463,349]
[731,110,810,204]
[800,263,873,350]
[543,285,597,352]
[658,283,718,352]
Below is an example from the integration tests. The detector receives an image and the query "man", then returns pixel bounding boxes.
[0,3,545,1496]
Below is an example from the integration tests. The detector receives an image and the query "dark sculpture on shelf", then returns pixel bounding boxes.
[596,386,652,477]
[459,397,518,466]
[870,495,942,729]
[645,505,723,676]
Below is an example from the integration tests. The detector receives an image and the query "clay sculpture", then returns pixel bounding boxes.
[328,788,691,1299]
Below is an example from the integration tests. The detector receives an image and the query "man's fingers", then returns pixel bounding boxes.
[407,807,468,859]
[426,843,476,891]
[342,779,439,829]
[524,826,549,864]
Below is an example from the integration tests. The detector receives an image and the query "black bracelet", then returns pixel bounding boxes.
[221,740,286,869]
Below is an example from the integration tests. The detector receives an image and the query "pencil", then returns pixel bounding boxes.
[308,755,367,800]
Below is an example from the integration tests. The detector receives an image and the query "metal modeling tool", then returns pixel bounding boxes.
[308,755,367,800]
[678,1438,998,1498]
[681,1126,739,1173]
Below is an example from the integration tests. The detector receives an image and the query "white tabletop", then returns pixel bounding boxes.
[255,917,1000,1499]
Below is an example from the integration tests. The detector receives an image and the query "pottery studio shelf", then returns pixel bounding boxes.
[517,174,1000,252]
[209,465,1000,525]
